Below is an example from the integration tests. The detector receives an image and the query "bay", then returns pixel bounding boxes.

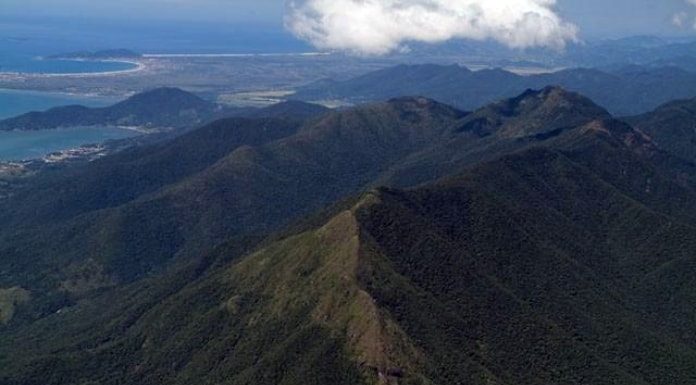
[0,89,119,120]
[0,53,136,75]
[0,126,139,161]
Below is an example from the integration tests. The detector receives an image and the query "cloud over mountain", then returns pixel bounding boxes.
[284,0,579,55]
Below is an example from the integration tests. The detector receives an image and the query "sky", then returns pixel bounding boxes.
[2,0,283,24]
[557,0,693,38]
[2,0,696,54]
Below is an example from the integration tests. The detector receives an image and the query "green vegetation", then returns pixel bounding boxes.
[627,96,696,162]
[0,287,30,324]
[0,96,465,289]
[1,87,696,384]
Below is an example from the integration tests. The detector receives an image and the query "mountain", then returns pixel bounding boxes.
[2,86,613,298]
[0,91,330,133]
[0,88,646,300]
[3,93,696,384]
[626,96,696,163]
[455,86,611,138]
[374,87,612,187]
[0,96,465,292]
[648,55,696,72]
[293,64,511,110]
[292,64,696,115]
[2,88,696,384]
[0,88,225,131]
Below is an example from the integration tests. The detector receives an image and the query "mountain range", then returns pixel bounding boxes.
[0,88,330,132]
[1,86,696,384]
[292,64,696,116]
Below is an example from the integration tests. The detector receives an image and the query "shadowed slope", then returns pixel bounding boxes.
[376,86,612,187]
[1,86,696,384]
[0,97,466,291]
[627,97,696,163]
[5,125,696,384]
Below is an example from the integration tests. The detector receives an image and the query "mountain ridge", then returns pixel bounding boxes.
[293,63,696,115]
[2,87,696,384]
[627,96,696,163]
[5,138,696,384]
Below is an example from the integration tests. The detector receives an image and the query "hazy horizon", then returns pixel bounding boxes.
[3,0,696,55]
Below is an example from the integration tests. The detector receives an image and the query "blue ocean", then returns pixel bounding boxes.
[0,57,129,160]
[0,51,130,120]
[0,126,138,161]
[0,89,118,120]
[0,17,307,160]
[0,88,127,161]
[0,39,134,160]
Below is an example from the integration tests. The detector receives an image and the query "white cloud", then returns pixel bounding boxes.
[673,11,688,27]
[284,0,579,55]
[672,0,696,29]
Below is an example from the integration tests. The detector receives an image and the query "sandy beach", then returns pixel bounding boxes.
[0,59,150,80]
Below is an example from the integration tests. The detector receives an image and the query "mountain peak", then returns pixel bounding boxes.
[119,87,209,107]
[496,86,608,117]
[512,85,597,106]
[457,87,610,139]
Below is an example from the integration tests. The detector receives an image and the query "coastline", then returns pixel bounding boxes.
[0,88,121,120]
[0,87,121,100]
[142,51,328,58]
[0,125,143,163]
[0,58,149,79]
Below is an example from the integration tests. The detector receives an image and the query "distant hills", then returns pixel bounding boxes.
[0,88,330,132]
[292,63,696,116]
[2,87,696,384]
[568,37,696,68]
[0,88,222,131]
[395,35,696,71]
